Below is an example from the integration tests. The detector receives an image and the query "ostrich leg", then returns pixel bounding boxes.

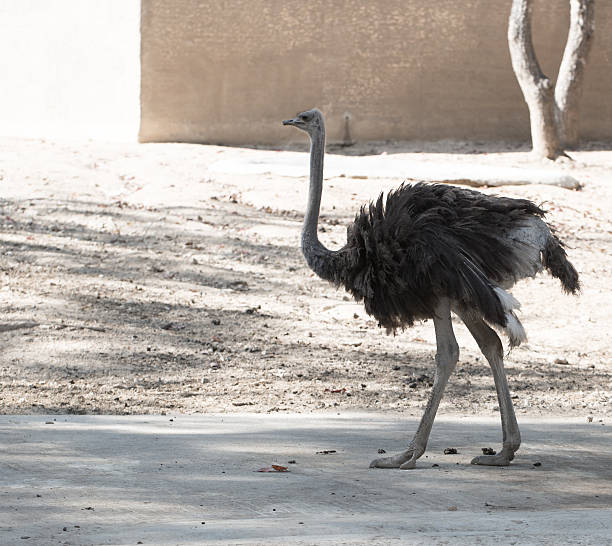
[458,311,521,465]
[370,299,459,469]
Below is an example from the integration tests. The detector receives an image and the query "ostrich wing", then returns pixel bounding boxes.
[339,183,542,332]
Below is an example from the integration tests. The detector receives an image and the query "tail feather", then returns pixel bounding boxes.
[494,287,527,347]
[504,312,527,348]
[543,235,580,294]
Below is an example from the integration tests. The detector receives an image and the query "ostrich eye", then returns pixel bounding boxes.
[300,114,311,121]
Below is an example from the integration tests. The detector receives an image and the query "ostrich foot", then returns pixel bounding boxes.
[471,449,515,466]
[369,447,422,469]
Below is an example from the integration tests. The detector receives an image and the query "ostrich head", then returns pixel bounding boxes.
[282,108,324,135]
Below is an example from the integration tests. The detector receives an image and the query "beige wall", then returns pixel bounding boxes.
[139,0,612,145]
[0,0,140,140]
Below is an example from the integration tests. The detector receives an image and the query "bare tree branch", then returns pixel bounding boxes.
[508,0,564,159]
[555,0,595,148]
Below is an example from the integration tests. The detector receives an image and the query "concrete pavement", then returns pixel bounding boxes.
[1,413,610,545]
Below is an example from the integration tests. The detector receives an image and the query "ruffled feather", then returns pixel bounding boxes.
[327,183,548,333]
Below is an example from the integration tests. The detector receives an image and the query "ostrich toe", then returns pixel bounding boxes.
[471,449,515,466]
[369,447,421,469]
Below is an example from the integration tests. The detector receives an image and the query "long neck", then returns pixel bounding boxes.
[301,125,336,280]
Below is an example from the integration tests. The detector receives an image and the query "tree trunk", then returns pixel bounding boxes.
[508,0,564,159]
[555,0,595,148]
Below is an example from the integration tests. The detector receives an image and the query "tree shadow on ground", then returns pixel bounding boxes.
[1,414,610,544]
[0,196,609,416]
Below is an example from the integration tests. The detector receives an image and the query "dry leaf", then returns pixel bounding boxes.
[256,465,289,472]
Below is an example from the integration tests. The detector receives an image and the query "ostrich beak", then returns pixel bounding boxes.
[283,117,306,127]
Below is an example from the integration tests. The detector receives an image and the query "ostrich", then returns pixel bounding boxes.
[283,108,580,469]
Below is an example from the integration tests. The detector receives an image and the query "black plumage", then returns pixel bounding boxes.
[327,182,579,333]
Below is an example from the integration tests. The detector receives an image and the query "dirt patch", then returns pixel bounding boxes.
[0,138,610,418]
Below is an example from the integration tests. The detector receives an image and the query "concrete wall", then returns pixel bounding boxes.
[140,0,612,145]
[0,0,140,140]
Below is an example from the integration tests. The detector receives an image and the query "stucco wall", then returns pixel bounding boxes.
[140,0,611,145]
[0,0,140,140]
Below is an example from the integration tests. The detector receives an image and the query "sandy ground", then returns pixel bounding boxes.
[0,138,610,420]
